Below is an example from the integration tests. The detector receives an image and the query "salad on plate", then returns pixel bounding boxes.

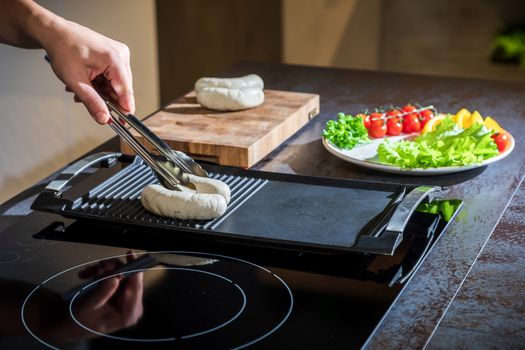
[322,104,514,175]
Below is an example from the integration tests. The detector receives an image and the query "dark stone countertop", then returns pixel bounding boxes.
[427,181,525,349]
[220,62,525,349]
[1,62,524,348]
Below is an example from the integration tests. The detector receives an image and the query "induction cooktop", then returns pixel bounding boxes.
[0,202,456,349]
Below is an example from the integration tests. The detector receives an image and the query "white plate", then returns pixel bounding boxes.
[322,133,515,176]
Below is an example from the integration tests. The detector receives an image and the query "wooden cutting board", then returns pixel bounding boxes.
[120,90,320,167]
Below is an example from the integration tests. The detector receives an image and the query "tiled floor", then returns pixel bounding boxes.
[427,182,525,349]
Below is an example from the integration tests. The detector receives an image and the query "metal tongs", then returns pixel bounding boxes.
[42,55,203,189]
[103,97,208,190]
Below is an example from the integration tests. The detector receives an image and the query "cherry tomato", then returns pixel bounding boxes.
[402,113,421,133]
[357,113,371,129]
[402,104,416,113]
[419,109,434,128]
[491,132,510,153]
[387,109,402,117]
[386,117,402,136]
[369,112,385,121]
[369,119,387,138]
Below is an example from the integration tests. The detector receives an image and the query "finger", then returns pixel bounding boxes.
[78,258,123,279]
[78,262,108,279]
[115,252,144,320]
[98,259,122,275]
[78,263,101,279]
[84,277,120,309]
[116,273,144,325]
[65,86,73,93]
[70,79,110,124]
[127,251,141,267]
[122,252,143,291]
[124,271,144,296]
[104,65,135,114]
[125,250,137,262]
[74,95,81,103]
[92,78,121,110]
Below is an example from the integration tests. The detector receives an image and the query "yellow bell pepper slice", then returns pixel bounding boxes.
[463,111,484,129]
[453,108,471,128]
[421,114,446,134]
[484,116,504,133]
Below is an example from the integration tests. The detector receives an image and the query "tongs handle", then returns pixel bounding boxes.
[103,98,208,179]
[43,54,197,189]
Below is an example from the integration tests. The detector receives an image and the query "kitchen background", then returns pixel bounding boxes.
[1,0,524,204]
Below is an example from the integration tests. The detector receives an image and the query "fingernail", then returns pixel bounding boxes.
[128,96,136,113]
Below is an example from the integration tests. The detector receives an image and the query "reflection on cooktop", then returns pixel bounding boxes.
[22,251,293,349]
[0,210,447,349]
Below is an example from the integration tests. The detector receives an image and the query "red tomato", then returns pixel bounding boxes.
[387,109,402,117]
[386,117,402,136]
[419,109,434,128]
[357,113,371,129]
[402,104,416,113]
[402,113,421,133]
[369,119,387,138]
[369,112,385,121]
[491,132,510,153]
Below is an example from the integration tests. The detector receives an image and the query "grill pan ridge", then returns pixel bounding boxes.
[68,158,269,230]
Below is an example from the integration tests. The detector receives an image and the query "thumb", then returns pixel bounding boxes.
[71,80,110,124]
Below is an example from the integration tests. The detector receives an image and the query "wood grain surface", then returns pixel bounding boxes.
[120,89,319,168]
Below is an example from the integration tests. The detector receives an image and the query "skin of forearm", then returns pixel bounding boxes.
[0,0,62,49]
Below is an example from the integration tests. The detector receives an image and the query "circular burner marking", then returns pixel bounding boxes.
[68,267,247,342]
[21,250,294,350]
[0,251,21,264]
[17,234,46,247]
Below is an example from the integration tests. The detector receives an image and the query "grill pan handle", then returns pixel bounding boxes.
[32,152,122,212]
[384,212,441,286]
[45,152,122,196]
[353,186,439,255]
[393,224,436,285]
[384,185,439,242]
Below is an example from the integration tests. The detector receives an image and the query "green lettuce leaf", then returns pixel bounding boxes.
[377,116,499,168]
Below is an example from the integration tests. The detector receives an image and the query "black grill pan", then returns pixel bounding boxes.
[32,152,439,255]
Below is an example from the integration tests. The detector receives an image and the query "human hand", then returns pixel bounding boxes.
[40,18,135,124]
[70,252,144,335]
[0,1,134,124]
[22,251,145,342]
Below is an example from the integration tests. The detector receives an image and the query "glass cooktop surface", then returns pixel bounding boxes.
[0,206,450,349]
